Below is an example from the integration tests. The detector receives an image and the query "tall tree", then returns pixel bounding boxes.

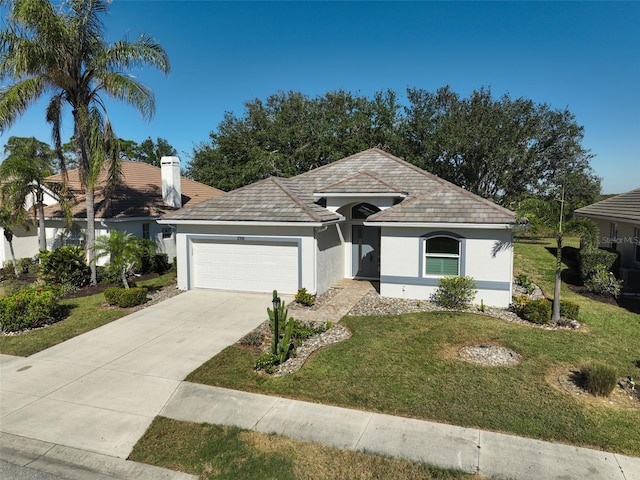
[137,137,177,166]
[402,86,601,205]
[188,89,402,190]
[0,136,57,250]
[0,0,170,284]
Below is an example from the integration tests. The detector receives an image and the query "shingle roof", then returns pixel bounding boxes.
[163,148,516,225]
[315,171,407,195]
[44,161,223,219]
[574,188,640,223]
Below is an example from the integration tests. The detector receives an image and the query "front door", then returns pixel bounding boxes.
[352,225,380,278]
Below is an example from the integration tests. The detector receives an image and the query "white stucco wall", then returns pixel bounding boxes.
[173,224,316,292]
[592,218,640,270]
[379,226,514,307]
[315,223,345,294]
[1,226,39,266]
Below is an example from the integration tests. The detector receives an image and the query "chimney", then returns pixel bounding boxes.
[161,156,182,208]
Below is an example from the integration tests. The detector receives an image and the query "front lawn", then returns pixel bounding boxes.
[187,238,640,456]
[0,273,176,357]
[130,417,475,480]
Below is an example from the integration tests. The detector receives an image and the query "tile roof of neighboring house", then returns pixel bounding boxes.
[574,188,640,223]
[163,148,516,225]
[44,161,223,219]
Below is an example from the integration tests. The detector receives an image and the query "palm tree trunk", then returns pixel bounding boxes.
[4,228,18,277]
[37,197,47,251]
[121,268,129,289]
[552,234,562,321]
[86,185,97,285]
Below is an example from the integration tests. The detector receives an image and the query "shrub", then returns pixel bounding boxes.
[511,294,530,314]
[584,264,623,298]
[579,248,620,281]
[581,362,618,397]
[104,286,148,308]
[294,287,316,306]
[431,276,477,309]
[38,247,90,287]
[0,285,63,332]
[515,273,535,295]
[254,352,280,373]
[521,298,551,324]
[559,300,580,320]
[96,265,120,284]
[239,331,263,347]
[291,319,328,341]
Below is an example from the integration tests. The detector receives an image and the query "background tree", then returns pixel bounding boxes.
[0,0,170,285]
[93,230,143,289]
[188,89,401,190]
[0,136,58,250]
[137,137,177,166]
[188,86,600,204]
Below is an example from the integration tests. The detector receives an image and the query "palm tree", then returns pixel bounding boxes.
[0,136,57,251]
[93,230,142,289]
[0,0,170,284]
[0,203,27,277]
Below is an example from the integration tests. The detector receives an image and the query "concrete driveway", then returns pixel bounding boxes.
[0,289,273,459]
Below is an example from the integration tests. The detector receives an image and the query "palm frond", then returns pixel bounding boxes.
[97,71,156,120]
[0,77,45,129]
[101,33,171,75]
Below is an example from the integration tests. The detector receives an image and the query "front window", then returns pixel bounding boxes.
[425,236,460,276]
[610,223,618,251]
[142,223,150,240]
[61,224,84,247]
[351,203,380,219]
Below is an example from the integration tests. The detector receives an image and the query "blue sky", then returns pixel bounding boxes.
[1,1,638,194]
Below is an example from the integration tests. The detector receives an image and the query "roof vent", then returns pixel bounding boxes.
[161,156,181,208]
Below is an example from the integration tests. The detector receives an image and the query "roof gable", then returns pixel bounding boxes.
[315,171,407,195]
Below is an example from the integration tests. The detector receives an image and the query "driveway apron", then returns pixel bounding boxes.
[0,289,272,459]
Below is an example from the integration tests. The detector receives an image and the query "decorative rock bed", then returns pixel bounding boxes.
[458,344,521,367]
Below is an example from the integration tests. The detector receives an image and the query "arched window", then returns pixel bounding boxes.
[425,236,460,276]
[351,203,380,219]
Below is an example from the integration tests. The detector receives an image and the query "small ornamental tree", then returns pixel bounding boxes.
[93,230,143,289]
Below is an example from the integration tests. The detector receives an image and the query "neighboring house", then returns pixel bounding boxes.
[161,149,517,306]
[574,188,640,294]
[1,158,223,265]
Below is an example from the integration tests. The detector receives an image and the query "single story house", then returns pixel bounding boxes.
[574,188,640,294]
[160,149,517,307]
[1,158,223,266]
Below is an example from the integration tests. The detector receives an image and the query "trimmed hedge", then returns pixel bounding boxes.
[579,248,620,282]
[0,286,63,332]
[104,287,148,308]
[521,298,552,324]
[559,300,580,320]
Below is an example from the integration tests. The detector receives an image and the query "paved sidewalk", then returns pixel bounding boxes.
[162,383,640,480]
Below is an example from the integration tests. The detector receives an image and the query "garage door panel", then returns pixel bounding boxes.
[192,240,299,294]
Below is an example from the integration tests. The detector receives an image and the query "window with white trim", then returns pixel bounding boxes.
[162,227,173,239]
[425,236,460,276]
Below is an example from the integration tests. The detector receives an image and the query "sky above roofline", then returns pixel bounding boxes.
[1,1,638,195]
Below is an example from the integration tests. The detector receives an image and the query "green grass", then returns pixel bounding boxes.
[129,417,476,480]
[0,273,176,357]
[187,238,640,456]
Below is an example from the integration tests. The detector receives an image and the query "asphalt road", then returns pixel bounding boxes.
[0,460,68,480]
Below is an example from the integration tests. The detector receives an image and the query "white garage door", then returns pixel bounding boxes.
[191,240,299,294]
